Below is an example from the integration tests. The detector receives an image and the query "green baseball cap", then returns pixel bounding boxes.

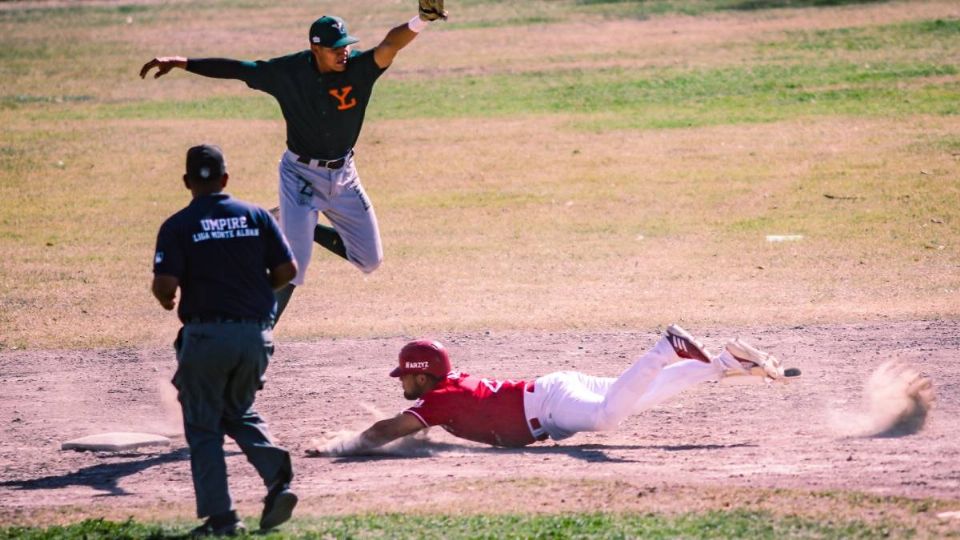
[309,15,359,49]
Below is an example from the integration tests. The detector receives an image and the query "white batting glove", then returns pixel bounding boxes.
[307,431,368,457]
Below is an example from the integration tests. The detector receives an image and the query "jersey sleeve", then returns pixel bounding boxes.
[186,57,279,94]
[402,394,450,428]
[352,49,388,83]
[153,219,184,278]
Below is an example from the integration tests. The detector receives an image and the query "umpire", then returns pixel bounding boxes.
[151,144,299,535]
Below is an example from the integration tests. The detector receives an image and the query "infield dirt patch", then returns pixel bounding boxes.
[1,320,957,530]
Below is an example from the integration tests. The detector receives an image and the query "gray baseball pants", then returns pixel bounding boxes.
[173,321,292,518]
[278,150,382,286]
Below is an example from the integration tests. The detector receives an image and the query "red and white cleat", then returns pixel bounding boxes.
[665,324,712,364]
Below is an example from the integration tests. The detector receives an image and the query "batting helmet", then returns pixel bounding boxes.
[390,339,451,379]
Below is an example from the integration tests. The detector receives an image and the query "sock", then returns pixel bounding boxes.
[313,224,348,260]
[274,283,295,325]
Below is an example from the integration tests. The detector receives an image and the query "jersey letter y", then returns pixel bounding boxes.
[329,87,357,110]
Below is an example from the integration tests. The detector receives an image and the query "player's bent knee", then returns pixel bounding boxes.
[354,256,383,274]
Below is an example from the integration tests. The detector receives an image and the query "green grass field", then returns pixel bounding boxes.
[0,511,923,539]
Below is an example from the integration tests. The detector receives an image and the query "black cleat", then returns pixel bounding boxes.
[190,511,245,537]
[260,482,298,531]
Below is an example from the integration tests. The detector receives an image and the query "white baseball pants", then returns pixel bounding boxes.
[524,336,724,441]
[277,150,382,286]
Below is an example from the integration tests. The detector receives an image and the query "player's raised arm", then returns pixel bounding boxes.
[373,0,448,69]
[310,413,425,456]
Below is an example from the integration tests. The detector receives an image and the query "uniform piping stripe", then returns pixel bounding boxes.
[402,409,429,428]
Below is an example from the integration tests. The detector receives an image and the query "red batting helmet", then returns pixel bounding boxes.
[390,339,451,379]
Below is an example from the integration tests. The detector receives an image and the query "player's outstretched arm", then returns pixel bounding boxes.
[373,1,448,69]
[311,413,425,457]
[140,57,256,81]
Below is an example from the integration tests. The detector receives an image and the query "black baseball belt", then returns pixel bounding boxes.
[293,149,354,170]
[184,316,271,327]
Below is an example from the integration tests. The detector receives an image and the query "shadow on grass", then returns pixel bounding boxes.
[0,448,191,497]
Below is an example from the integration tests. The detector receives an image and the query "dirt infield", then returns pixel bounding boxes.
[0,319,957,526]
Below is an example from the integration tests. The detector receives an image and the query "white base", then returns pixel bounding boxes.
[61,431,171,452]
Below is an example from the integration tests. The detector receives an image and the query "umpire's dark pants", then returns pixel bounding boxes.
[173,321,293,518]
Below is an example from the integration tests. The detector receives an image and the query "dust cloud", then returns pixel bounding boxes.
[829,360,935,438]
[307,403,471,457]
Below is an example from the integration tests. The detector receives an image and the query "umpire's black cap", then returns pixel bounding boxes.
[185,144,226,181]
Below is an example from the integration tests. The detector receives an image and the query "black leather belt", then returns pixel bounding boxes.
[294,150,353,170]
[185,316,270,326]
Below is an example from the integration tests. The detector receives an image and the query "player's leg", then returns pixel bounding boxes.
[275,155,322,323]
[576,361,724,415]
[627,325,726,412]
[220,325,297,531]
[588,338,677,430]
[274,283,295,324]
[544,326,716,434]
[544,339,671,435]
[630,331,796,411]
[220,326,293,489]
[172,324,236,522]
[272,206,347,260]
[629,360,722,412]
[313,222,347,259]
[322,158,383,273]
[582,325,717,429]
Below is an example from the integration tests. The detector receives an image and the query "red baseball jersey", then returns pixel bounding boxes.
[402,372,535,447]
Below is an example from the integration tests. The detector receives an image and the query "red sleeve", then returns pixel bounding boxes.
[402,393,450,428]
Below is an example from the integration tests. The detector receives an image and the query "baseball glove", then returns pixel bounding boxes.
[418,0,447,21]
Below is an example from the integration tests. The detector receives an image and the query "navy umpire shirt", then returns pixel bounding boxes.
[153,193,294,323]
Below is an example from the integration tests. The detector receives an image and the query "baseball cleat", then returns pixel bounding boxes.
[260,482,298,531]
[190,511,246,537]
[665,324,712,363]
[721,338,795,381]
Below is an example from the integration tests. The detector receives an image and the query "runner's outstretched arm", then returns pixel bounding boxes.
[310,413,424,456]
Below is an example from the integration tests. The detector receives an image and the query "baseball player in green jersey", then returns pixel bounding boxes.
[140,2,448,324]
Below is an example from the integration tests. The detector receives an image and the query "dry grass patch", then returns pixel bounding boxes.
[1,1,958,348]
[276,115,958,340]
[2,113,957,348]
